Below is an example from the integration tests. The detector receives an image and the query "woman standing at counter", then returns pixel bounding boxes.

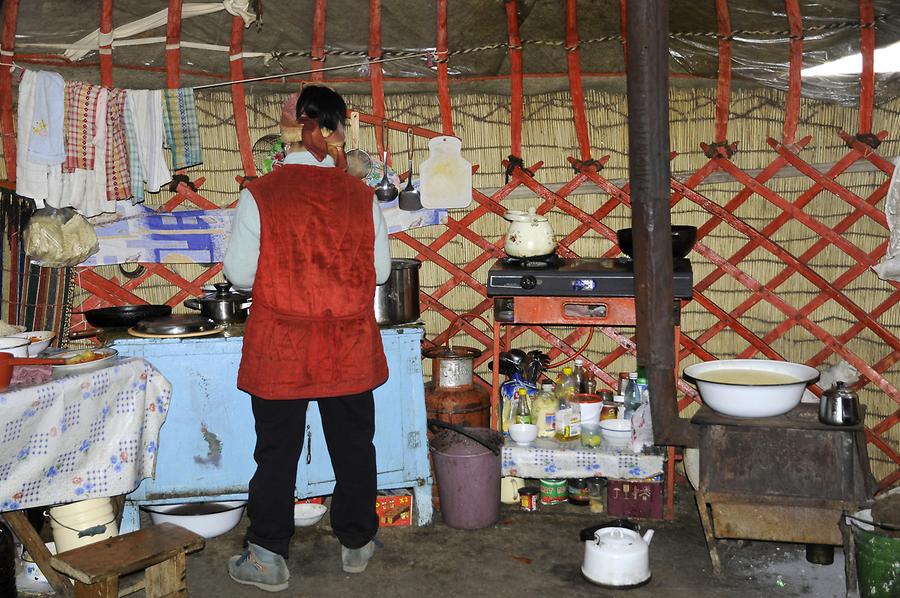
[223,85,391,592]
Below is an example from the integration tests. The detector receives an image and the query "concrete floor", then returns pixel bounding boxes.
[17,484,849,597]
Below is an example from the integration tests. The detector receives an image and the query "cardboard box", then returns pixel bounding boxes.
[376,492,413,527]
[606,479,663,519]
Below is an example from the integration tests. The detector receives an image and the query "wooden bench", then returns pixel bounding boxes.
[50,523,205,598]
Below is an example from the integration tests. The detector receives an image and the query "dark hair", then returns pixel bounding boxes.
[296,85,347,131]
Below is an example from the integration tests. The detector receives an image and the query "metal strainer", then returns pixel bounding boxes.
[345,111,372,179]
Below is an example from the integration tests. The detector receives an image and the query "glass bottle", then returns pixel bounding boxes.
[513,387,533,424]
[572,358,586,394]
[623,372,639,419]
[532,382,557,438]
[555,367,580,440]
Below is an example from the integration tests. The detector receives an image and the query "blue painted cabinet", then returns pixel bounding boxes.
[114,326,432,527]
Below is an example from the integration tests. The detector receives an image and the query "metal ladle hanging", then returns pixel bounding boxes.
[399,128,423,211]
[374,122,398,202]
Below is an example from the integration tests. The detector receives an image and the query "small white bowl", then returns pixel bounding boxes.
[508,423,538,446]
[10,330,55,356]
[599,419,632,446]
[142,500,246,539]
[294,502,327,527]
[0,336,31,358]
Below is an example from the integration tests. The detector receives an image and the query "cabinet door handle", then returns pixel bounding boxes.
[306,426,312,464]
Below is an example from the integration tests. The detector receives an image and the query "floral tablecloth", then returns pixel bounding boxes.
[501,438,664,480]
[0,358,172,511]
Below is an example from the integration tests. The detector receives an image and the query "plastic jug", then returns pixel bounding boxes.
[419,136,472,209]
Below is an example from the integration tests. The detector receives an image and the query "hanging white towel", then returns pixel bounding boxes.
[27,70,65,165]
[15,70,63,207]
[872,157,900,282]
[124,89,171,204]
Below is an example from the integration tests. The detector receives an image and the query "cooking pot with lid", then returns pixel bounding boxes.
[184,282,252,324]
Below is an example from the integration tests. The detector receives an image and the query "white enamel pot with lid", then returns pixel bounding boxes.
[503,207,557,257]
[582,526,654,588]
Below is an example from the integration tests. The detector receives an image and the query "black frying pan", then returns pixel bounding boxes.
[70,305,173,339]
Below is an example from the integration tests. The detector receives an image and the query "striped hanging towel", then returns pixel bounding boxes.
[104,88,131,201]
[161,88,203,170]
[63,81,101,172]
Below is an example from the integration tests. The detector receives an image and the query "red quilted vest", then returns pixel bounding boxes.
[237,165,388,399]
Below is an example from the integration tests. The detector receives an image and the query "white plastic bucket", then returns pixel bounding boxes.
[49,497,119,552]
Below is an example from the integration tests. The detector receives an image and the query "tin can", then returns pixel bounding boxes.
[600,402,618,421]
[539,478,568,505]
[518,487,539,512]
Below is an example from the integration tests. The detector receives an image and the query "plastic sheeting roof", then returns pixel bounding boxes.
[12,0,900,103]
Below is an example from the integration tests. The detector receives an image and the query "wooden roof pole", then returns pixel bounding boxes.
[99,0,114,87]
[618,0,628,62]
[504,0,524,159]
[368,0,387,156]
[713,0,731,144]
[229,15,255,177]
[565,0,590,160]
[783,0,803,144]
[858,0,875,134]
[435,0,454,135]
[165,0,183,88]
[625,0,696,447]
[0,0,20,181]
[310,0,327,81]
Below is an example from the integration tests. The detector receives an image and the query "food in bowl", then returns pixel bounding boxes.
[683,359,819,418]
[51,347,119,378]
[294,502,328,527]
[508,423,538,446]
[64,350,111,365]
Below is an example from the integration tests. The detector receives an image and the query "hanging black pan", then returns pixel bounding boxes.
[70,305,173,339]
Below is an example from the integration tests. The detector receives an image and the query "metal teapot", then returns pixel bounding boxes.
[503,207,557,258]
[818,381,860,426]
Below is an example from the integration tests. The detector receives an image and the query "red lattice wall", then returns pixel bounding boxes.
[0,0,897,489]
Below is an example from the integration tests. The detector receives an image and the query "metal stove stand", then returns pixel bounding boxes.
[490,294,687,519]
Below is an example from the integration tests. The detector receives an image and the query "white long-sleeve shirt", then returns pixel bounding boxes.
[223,151,392,289]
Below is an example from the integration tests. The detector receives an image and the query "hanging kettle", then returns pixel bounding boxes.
[582,526,654,588]
[503,207,557,258]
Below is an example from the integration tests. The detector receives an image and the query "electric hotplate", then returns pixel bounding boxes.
[486,257,693,298]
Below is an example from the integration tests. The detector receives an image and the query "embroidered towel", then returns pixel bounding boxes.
[161,88,203,169]
[27,70,65,165]
[105,88,131,201]
[63,81,101,172]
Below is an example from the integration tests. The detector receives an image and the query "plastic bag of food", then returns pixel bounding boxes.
[23,207,98,267]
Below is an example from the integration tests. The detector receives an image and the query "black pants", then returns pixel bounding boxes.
[245,391,378,558]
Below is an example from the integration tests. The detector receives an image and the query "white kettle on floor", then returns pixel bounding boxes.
[582,526,654,587]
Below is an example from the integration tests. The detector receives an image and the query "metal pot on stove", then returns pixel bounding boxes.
[503,207,556,258]
[184,282,252,324]
[374,258,422,326]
